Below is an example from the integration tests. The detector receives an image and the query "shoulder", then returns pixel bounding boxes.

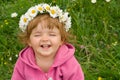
[61,56,80,70]
[14,56,25,70]
[60,56,84,80]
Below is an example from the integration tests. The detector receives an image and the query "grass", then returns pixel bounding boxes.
[0,0,120,80]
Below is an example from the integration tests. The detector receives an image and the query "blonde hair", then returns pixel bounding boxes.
[19,13,69,45]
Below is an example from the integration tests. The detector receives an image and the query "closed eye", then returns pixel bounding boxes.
[33,34,42,37]
[32,32,42,37]
[49,33,56,36]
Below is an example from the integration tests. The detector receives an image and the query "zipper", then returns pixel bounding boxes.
[44,72,53,80]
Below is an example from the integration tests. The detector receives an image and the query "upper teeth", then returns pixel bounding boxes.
[41,45,50,47]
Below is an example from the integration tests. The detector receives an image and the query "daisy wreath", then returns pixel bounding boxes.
[19,3,71,32]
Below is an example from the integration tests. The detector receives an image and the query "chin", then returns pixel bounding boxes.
[38,51,52,56]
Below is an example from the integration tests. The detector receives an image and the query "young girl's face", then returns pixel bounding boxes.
[28,21,63,58]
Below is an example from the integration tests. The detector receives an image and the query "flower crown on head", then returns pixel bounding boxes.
[19,3,71,32]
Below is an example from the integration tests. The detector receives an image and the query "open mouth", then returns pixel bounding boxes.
[40,44,51,49]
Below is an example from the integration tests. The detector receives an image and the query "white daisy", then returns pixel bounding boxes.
[19,14,30,31]
[49,6,59,18]
[105,0,110,2]
[59,12,69,22]
[11,12,18,18]
[9,57,12,61]
[19,14,31,25]
[43,3,50,12]
[19,25,26,32]
[36,4,44,13]
[27,6,38,17]
[15,54,18,57]
[91,0,97,3]
[65,17,71,31]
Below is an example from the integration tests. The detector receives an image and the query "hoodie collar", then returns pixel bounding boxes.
[19,43,75,68]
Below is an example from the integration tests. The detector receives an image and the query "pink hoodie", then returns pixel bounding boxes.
[11,44,84,80]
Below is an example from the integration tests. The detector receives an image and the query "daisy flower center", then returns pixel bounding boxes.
[23,18,27,22]
[38,7,43,11]
[46,6,50,10]
[51,9,56,15]
[32,10,36,14]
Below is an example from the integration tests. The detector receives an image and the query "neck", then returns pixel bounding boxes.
[35,54,55,72]
[35,53,55,62]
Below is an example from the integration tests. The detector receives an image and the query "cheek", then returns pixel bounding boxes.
[28,37,39,46]
[54,39,63,46]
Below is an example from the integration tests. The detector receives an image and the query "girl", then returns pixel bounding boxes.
[11,3,84,80]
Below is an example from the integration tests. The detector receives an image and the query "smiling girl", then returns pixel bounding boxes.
[11,3,84,80]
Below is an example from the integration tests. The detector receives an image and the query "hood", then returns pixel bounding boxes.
[19,43,75,68]
[53,43,75,67]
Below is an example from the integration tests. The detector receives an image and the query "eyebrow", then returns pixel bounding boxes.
[48,30,59,34]
[32,31,42,34]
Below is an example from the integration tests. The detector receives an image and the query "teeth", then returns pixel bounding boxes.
[41,44,50,48]
[43,45,49,47]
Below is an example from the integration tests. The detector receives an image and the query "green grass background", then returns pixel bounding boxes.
[0,0,120,80]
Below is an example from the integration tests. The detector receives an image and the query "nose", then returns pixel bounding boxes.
[41,34,49,42]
